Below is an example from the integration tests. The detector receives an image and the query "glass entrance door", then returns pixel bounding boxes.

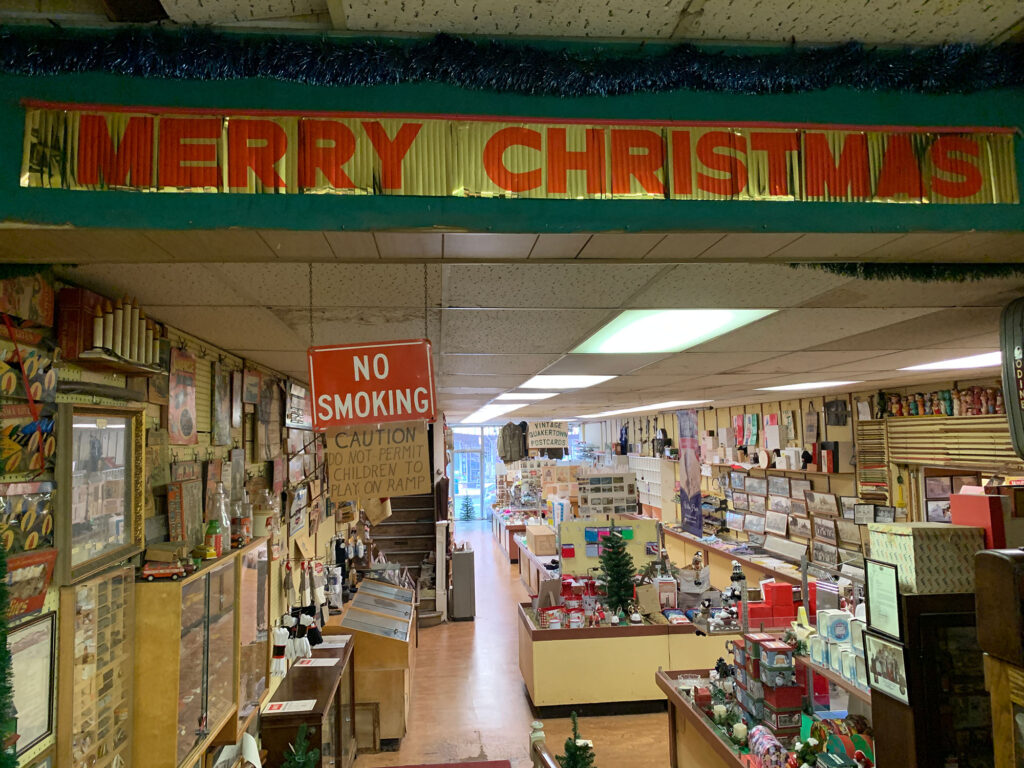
[452,428,485,520]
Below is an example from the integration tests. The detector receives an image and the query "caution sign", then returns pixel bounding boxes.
[326,421,430,502]
[528,421,569,450]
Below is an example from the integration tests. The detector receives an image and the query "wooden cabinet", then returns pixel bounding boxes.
[57,566,135,768]
[133,556,238,768]
[261,644,356,768]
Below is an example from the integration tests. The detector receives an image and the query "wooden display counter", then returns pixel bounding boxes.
[656,669,747,768]
[515,534,559,594]
[664,527,804,587]
[518,604,739,709]
[493,515,528,563]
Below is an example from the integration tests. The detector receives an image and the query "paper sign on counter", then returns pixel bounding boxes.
[294,657,340,667]
[317,638,351,649]
[241,733,262,768]
[265,699,317,713]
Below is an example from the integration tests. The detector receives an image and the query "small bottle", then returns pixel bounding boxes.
[205,518,223,558]
[209,481,232,551]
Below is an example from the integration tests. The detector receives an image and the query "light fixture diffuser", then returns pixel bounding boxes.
[573,309,775,354]
[495,392,558,401]
[520,375,616,389]
[460,403,523,424]
[900,351,1001,371]
[578,400,712,418]
[757,381,862,392]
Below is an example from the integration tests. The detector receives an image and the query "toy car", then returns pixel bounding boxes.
[141,560,186,581]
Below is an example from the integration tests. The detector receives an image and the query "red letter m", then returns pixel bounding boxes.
[77,114,154,187]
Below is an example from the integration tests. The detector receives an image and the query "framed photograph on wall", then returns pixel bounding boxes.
[926,499,952,524]
[804,491,840,517]
[812,540,839,568]
[768,476,790,497]
[789,515,813,538]
[10,612,55,755]
[790,499,807,516]
[744,513,766,534]
[836,519,862,547]
[813,516,837,543]
[874,506,897,523]
[952,475,980,494]
[924,476,953,500]
[745,476,768,496]
[865,558,902,641]
[726,512,746,532]
[768,495,791,514]
[854,504,875,525]
[789,479,812,500]
[730,472,746,491]
[839,496,859,519]
[242,368,261,404]
[732,492,749,511]
[865,631,910,705]
[748,495,767,515]
[765,511,789,536]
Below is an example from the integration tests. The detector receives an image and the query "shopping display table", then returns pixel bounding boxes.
[514,534,560,594]
[656,669,748,768]
[492,514,528,563]
[663,528,805,587]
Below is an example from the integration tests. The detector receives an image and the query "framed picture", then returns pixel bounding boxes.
[732,492,749,511]
[745,476,768,496]
[768,495,791,514]
[744,513,766,534]
[730,471,746,490]
[10,612,55,755]
[211,361,231,447]
[748,532,767,547]
[952,475,979,494]
[865,631,910,705]
[242,368,261,404]
[836,519,862,547]
[168,347,198,445]
[813,516,837,543]
[789,515,813,538]
[812,540,839,568]
[768,476,790,497]
[748,495,767,515]
[839,496,859,520]
[726,512,745,532]
[20,747,54,768]
[790,499,807,516]
[865,558,902,641]
[874,505,896,523]
[839,548,865,569]
[924,476,953,500]
[765,511,789,536]
[231,370,244,428]
[789,479,812,499]
[926,499,952,524]
[804,491,840,517]
[854,504,875,525]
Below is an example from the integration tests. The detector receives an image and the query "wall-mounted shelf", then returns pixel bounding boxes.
[797,656,872,705]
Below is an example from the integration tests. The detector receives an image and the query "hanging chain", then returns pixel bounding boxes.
[308,263,315,347]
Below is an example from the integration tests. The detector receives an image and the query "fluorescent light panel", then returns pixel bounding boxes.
[757,381,862,392]
[460,403,522,424]
[579,400,712,419]
[520,375,616,389]
[573,309,775,354]
[900,351,1001,371]
[495,392,558,401]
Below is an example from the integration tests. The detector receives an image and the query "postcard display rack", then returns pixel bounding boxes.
[132,556,239,768]
[577,471,637,517]
[628,455,679,521]
[58,566,135,768]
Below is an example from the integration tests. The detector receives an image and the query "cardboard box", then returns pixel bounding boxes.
[868,522,985,594]
[525,524,557,556]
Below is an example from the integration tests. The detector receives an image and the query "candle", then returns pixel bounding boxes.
[144,321,154,366]
[91,305,103,350]
[713,704,727,722]
[102,300,113,350]
[120,297,131,358]
[151,326,160,365]
[111,301,123,356]
[129,299,140,361]
[732,723,747,743]
[137,311,147,364]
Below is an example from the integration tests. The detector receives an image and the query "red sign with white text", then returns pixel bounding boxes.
[308,339,436,430]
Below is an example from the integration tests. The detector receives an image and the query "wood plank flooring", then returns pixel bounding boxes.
[355,520,669,768]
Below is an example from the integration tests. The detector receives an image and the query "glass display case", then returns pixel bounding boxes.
[56,405,144,584]
[58,567,134,768]
[236,540,269,729]
[134,557,239,768]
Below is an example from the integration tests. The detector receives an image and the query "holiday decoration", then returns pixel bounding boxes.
[0,544,14,766]
[556,713,596,768]
[599,530,636,617]
[0,28,1021,97]
[280,724,320,768]
[793,262,1024,283]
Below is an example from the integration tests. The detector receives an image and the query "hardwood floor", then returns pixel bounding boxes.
[355,520,669,768]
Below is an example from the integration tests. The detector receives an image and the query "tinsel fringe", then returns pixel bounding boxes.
[792,262,1024,282]
[0,27,1021,96]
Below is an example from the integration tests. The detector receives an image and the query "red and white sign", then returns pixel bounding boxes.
[308,339,436,430]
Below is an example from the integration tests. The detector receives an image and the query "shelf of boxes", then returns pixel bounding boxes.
[576,471,638,517]
[628,455,679,517]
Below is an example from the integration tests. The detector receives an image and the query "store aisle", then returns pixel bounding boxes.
[356,520,668,768]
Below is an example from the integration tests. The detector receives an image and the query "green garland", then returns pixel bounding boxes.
[0,546,16,768]
[791,262,1024,283]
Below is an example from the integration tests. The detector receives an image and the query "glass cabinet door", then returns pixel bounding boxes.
[322,695,339,768]
[177,577,207,764]
[340,662,356,768]
[205,559,237,731]
[237,543,269,728]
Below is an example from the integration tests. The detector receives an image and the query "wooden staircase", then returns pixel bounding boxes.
[371,492,444,627]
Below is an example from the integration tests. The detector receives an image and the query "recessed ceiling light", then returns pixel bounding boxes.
[551,418,577,422]
[460,403,523,424]
[757,381,862,392]
[495,392,559,401]
[900,351,1001,371]
[573,309,775,354]
[578,400,712,418]
[520,375,616,389]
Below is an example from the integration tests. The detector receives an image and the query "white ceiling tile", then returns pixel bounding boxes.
[627,263,849,308]
[586,374,687,393]
[799,275,1024,308]
[635,352,779,375]
[234,349,310,374]
[150,307,305,349]
[439,374,531,388]
[812,347,999,374]
[808,307,1002,351]
[438,386,509,395]
[57,264,248,307]
[205,263,310,306]
[541,353,673,375]
[322,232,381,260]
[161,0,325,23]
[441,354,561,375]
[694,233,803,260]
[444,264,663,308]
[919,233,1024,262]
[932,333,1001,349]
[443,234,537,260]
[442,308,611,353]
[143,230,276,261]
[731,350,899,374]
[274,306,430,347]
[313,264,428,307]
[643,233,727,260]
[576,234,667,260]
[529,235,591,259]
[854,233,963,260]
[770,233,904,261]
[374,233,443,260]
[258,230,334,260]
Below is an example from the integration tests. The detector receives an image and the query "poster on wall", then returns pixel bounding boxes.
[168,348,198,445]
[677,409,703,537]
[326,420,430,503]
[231,371,244,428]
[527,421,569,450]
[6,550,57,620]
[242,369,261,405]
[258,378,282,461]
[285,381,313,430]
[211,361,231,446]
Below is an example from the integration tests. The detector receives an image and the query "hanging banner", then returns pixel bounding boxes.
[527,421,569,450]
[677,409,703,537]
[326,420,430,503]
[20,101,1019,205]
[308,338,436,430]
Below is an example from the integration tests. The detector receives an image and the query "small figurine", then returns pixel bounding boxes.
[997,390,1006,414]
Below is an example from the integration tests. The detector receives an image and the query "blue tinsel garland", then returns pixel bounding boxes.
[0,27,1021,96]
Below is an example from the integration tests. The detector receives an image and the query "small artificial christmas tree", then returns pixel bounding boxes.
[459,496,475,521]
[556,712,596,768]
[281,724,320,768]
[598,529,635,616]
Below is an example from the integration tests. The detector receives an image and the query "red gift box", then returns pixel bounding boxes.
[950,493,1007,548]
[763,683,803,709]
[763,582,795,605]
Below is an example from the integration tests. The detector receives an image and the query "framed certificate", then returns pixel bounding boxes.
[865,558,902,641]
[10,612,55,755]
